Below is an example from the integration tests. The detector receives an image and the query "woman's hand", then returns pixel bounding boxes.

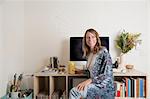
[76,79,92,91]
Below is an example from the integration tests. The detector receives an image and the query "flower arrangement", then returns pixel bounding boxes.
[116,30,142,54]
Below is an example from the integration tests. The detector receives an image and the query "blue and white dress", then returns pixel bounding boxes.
[69,48,115,99]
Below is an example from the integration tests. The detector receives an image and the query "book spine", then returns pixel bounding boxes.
[139,78,144,97]
[128,79,131,97]
[125,78,128,97]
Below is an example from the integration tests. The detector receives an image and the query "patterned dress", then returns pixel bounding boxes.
[69,47,115,99]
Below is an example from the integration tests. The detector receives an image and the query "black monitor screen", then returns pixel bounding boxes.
[70,37,109,61]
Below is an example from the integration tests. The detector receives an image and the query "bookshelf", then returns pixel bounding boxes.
[33,69,147,99]
[113,69,147,98]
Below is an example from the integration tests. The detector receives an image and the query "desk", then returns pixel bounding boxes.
[34,70,147,99]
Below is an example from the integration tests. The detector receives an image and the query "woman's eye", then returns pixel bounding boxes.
[92,36,96,38]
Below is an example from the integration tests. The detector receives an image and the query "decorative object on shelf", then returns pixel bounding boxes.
[10,73,23,92]
[50,56,59,68]
[115,29,141,72]
[5,74,33,99]
[6,73,23,98]
[58,65,66,74]
[126,64,134,72]
[116,29,141,54]
[68,61,75,74]
[112,57,119,68]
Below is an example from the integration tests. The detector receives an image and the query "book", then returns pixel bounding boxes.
[139,78,144,97]
[125,77,128,97]
[130,78,135,97]
[136,78,140,97]
[128,78,131,97]
[134,78,137,98]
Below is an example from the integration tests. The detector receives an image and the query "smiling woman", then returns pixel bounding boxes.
[85,31,97,51]
[69,28,115,99]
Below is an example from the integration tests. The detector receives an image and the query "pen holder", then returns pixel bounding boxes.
[11,92,21,99]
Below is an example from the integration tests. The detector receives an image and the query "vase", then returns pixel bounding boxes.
[119,50,135,72]
[118,53,126,72]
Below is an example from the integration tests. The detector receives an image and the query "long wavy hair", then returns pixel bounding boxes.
[82,28,103,58]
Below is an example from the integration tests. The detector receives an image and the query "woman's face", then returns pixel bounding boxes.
[86,32,97,50]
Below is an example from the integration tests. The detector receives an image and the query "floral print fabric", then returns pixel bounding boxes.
[69,48,115,99]
[87,48,115,98]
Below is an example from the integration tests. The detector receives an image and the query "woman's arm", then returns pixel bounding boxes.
[91,49,114,87]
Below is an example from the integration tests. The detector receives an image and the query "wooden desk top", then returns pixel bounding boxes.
[34,69,147,77]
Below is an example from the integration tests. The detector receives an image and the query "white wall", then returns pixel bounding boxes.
[0,0,24,96]
[147,0,150,97]
[147,0,150,70]
[24,0,148,72]
[0,0,150,97]
[0,1,4,96]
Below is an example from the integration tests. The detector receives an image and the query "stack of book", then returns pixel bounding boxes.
[114,77,146,98]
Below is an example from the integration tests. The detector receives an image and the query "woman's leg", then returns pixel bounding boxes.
[87,85,115,99]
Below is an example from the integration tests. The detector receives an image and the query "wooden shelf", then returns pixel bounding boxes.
[34,69,147,99]
[113,69,147,76]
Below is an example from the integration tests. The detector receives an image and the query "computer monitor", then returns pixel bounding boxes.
[70,37,109,61]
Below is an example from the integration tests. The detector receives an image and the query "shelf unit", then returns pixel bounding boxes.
[113,69,147,98]
[34,73,87,99]
[34,69,147,99]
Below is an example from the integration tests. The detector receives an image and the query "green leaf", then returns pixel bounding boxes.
[115,30,141,54]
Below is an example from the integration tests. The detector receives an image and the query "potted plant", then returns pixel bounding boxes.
[8,73,23,98]
[115,30,141,70]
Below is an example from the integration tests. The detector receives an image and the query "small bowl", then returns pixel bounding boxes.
[126,65,134,70]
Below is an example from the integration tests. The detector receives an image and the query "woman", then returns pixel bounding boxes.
[69,28,115,99]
